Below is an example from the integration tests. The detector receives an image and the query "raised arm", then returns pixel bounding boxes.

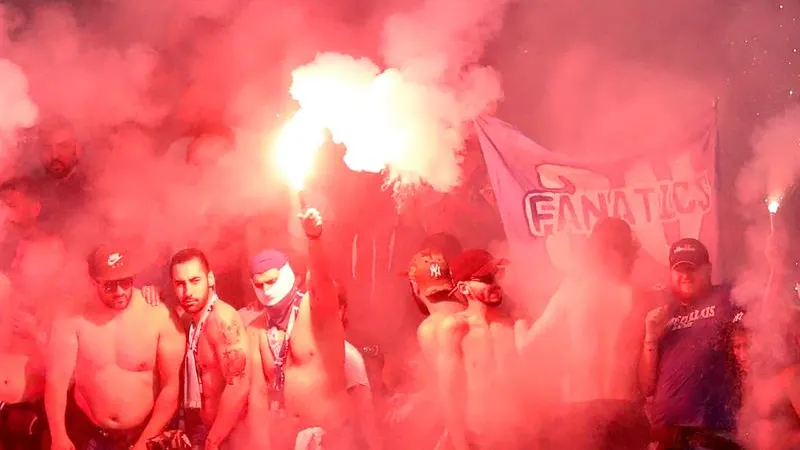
[206,307,251,449]
[300,208,339,326]
[516,285,566,353]
[45,316,78,448]
[133,308,186,446]
[639,305,669,397]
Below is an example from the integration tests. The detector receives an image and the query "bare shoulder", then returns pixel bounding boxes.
[417,316,439,342]
[210,300,241,322]
[439,313,469,336]
[208,301,247,345]
[134,290,170,318]
[245,316,266,342]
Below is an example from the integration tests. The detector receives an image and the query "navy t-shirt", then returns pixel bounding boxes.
[650,285,741,431]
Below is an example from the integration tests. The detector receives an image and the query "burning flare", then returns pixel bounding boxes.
[283,52,498,193]
[273,109,326,190]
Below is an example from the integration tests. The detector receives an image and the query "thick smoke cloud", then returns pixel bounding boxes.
[0,0,522,364]
[733,104,800,445]
[0,58,37,180]
[0,0,797,444]
[285,0,513,194]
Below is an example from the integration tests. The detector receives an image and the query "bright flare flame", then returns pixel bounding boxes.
[286,53,485,193]
[768,198,781,214]
[274,110,326,190]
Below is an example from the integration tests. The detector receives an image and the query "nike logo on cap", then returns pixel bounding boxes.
[107,253,123,267]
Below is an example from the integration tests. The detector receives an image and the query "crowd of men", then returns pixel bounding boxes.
[0,124,799,450]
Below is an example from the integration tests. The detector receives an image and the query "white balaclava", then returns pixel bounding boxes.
[253,263,296,306]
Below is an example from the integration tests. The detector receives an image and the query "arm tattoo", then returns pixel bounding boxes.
[221,348,247,384]
[218,319,242,346]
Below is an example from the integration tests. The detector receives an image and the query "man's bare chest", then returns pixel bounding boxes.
[194,334,220,373]
[77,319,158,372]
[262,326,318,367]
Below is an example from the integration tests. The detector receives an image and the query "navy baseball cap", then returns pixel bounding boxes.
[669,238,710,269]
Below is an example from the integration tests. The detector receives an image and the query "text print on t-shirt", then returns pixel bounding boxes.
[667,305,716,331]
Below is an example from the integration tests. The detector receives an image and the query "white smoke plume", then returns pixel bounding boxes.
[737,105,800,206]
[284,0,513,194]
[0,57,38,178]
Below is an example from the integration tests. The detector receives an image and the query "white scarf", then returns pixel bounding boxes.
[253,263,296,306]
[184,294,218,409]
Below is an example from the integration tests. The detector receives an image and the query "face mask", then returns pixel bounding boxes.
[253,263,296,307]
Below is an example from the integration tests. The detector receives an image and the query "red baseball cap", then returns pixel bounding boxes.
[406,249,454,297]
[450,249,508,284]
[87,244,142,281]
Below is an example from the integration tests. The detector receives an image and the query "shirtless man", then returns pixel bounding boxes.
[45,244,186,450]
[516,217,651,449]
[0,270,49,450]
[0,232,78,450]
[0,179,58,450]
[734,321,800,449]
[439,248,524,449]
[369,247,467,450]
[230,208,349,449]
[168,248,250,449]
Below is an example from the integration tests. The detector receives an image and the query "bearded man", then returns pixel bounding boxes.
[45,244,186,450]
[169,248,250,450]
[438,249,525,449]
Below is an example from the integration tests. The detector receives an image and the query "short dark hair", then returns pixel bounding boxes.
[169,248,210,275]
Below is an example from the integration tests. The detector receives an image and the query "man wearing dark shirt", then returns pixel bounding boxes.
[640,238,742,450]
[31,120,91,240]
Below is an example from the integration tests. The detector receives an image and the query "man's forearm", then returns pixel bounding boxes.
[518,319,547,353]
[134,384,179,443]
[44,382,69,438]
[206,382,248,445]
[639,341,659,397]
[308,240,332,284]
[307,239,337,313]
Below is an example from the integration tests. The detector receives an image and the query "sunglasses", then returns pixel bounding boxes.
[101,278,133,292]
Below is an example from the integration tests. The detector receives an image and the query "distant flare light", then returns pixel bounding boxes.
[767,198,781,214]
